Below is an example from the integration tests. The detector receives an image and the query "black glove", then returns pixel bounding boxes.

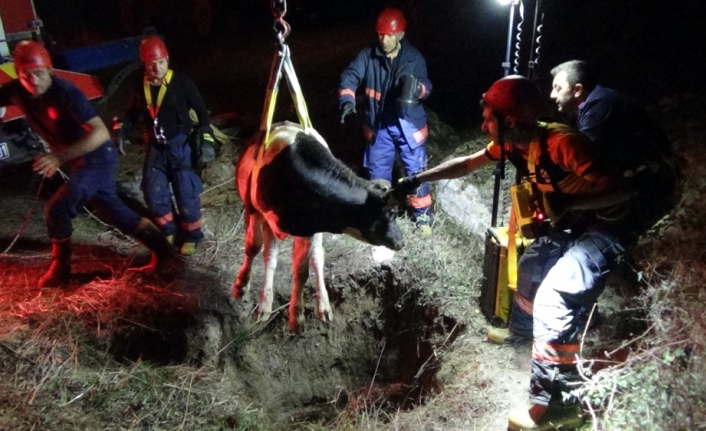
[199,132,216,164]
[393,175,421,202]
[112,117,130,156]
[340,102,356,124]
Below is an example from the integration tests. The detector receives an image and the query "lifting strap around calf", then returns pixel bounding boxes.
[260,42,315,155]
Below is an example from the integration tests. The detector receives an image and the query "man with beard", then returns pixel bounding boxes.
[0,41,175,287]
[119,36,215,255]
[339,7,434,234]
[395,75,647,430]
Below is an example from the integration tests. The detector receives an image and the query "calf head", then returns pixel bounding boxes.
[342,181,404,251]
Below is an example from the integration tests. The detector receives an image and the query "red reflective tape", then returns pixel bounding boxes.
[181,219,202,231]
[408,194,432,208]
[363,126,375,143]
[155,212,174,226]
[339,88,356,99]
[413,125,428,143]
[514,293,534,315]
[532,340,579,365]
[365,87,381,102]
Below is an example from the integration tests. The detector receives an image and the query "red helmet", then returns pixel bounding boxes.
[482,75,544,125]
[139,36,169,63]
[376,8,406,35]
[13,41,52,71]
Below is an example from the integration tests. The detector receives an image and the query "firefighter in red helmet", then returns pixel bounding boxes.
[0,41,176,287]
[396,75,645,430]
[119,35,216,255]
[339,7,434,234]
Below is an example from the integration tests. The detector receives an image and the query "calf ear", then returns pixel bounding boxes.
[370,179,392,192]
[383,188,401,207]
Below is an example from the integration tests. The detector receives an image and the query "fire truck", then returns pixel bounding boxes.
[0,0,141,170]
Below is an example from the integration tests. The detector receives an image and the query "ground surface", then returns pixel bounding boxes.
[1,1,704,430]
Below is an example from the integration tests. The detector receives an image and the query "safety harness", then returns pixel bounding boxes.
[143,69,174,145]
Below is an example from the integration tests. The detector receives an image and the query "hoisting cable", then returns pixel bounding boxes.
[260,0,314,147]
[527,0,544,81]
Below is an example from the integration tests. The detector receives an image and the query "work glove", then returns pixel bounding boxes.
[199,132,216,164]
[112,117,130,155]
[340,102,356,124]
[393,175,420,202]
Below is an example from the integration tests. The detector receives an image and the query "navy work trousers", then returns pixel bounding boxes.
[45,141,142,239]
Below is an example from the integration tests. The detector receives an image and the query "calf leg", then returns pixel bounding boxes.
[233,212,263,299]
[289,236,313,333]
[256,223,279,321]
[310,233,332,323]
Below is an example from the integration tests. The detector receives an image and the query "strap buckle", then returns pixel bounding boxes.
[153,119,167,145]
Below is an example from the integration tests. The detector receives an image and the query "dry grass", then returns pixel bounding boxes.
[0,268,269,430]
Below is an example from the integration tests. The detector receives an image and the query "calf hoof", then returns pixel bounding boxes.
[255,305,272,322]
[288,303,306,333]
[317,306,333,323]
[231,281,250,300]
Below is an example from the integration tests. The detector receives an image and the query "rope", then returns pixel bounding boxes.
[0,175,45,256]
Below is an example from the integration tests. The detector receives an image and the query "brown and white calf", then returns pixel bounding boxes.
[233,122,404,332]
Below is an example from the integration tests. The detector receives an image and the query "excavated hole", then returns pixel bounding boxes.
[224,262,464,424]
[104,252,463,425]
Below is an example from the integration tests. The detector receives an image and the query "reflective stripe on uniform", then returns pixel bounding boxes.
[363,126,375,143]
[181,218,202,231]
[365,87,381,102]
[339,88,355,99]
[407,194,432,208]
[413,125,428,144]
[532,340,579,365]
[155,212,174,226]
[514,293,534,315]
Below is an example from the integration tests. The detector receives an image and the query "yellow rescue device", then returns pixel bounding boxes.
[479,180,539,325]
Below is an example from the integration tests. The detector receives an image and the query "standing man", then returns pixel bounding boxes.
[339,7,434,233]
[119,36,215,256]
[0,41,175,288]
[396,75,652,430]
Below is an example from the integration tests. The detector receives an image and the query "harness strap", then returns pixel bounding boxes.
[527,122,559,193]
[144,69,174,120]
[260,43,314,148]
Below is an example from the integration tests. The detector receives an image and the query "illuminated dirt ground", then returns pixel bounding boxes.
[1,0,704,429]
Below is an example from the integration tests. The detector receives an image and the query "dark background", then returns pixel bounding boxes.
[32,0,704,132]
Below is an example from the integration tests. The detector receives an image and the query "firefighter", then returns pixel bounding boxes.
[0,41,176,288]
[339,7,434,234]
[486,61,680,346]
[119,36,215,256]
[395,75,647,430]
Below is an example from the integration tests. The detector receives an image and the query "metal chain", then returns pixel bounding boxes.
[271,0,290,46]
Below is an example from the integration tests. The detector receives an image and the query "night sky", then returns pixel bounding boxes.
[31,0,704,131]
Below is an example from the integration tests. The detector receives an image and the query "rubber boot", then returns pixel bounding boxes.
[414,213,434,236]
[487,327,530,344]
[508,404,584,431]
[131,218,178,273]
[180,242,197,256]
[38,238,71,288]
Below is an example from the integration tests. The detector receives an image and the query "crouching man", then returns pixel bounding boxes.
[395,75,658,430]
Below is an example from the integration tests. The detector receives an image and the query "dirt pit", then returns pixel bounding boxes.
[0,170,472,428]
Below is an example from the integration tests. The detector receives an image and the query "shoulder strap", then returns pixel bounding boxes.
[528,122,561,193]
